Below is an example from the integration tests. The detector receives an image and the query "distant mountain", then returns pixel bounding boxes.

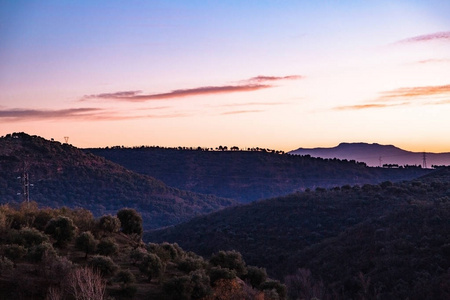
[146,167,450,299]
[289,142,450,167]
[86,146,432,203]
[0,133,235,229]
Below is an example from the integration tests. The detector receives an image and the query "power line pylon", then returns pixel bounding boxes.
[422,152,427,169]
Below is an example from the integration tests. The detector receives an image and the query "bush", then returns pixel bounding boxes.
[209,267,236,285]
[27,242,57,263]
[210,250,247,278]
[260,280,287,300]
[245,266,267,289]
[97,238,118,256]
[16,227,48,247]
[177,256,206,273]
[3,244,26,265]
[76,231,98,258]
[138,253,164,281]
[115,269,136,286]
[117,209,143,237]
[129,247,147,265]
[89,255,119,277]
[45,216,77,247]
[97,215,121,234]
[163,275,193,300]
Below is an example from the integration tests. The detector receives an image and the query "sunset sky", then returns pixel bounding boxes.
[1,1,450,152]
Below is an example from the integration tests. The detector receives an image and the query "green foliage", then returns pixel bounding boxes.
[210,250,247,278]
[176,256,206,273]
[96,238,118,256]
[44,216,77,247]
[117,208,143,237]
[88,255,119,277]
[245,265,267,288]
[27,242,57,263]
[147,242,183,262]
[129,247,147,265]
[260,280,287,300]
[163,275,193,300]
[138,253,164,281]
[208,266,236,285]
[97,215,121,234]
[115,269,136,286]
[75,231,97,258]
[3,244,27,264]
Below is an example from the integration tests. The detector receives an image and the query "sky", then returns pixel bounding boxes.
[1,1,450,152]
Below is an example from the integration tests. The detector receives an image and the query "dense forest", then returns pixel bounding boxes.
[0,203,285,299]
[0,133,235,229]
[147,167,450,299]
[87,146,432,203]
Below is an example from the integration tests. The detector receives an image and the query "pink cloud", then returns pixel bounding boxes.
[83,75,304,102]
[221,110,264,115]
[396,31,450,44]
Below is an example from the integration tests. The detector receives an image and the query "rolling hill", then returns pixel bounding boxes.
[0,133,235,229]
[86,146,432,203]
[145,167,450,299]
[290,142,450,167]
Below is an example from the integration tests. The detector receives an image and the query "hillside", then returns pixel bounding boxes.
[0,204,285,299]
[146,167,450,299]
[290,142,450,167]
[0,133,235,229]
[86,146,432,203]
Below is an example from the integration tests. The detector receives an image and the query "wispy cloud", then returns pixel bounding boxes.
[333,84,450,111]
[417,58,450,64]
[379,84,450,99]
[83,75,303,102]
[244,75,304,83]
[0,108,104,121]
[219,101,289,108]
[221,110,264,115]
[396,31,450,44]
[0,107,190,122]
[333,104,395,111]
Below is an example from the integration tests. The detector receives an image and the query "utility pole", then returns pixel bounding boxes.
[379,156,382,168]
[20,161,30,203]
[422,152,427,169]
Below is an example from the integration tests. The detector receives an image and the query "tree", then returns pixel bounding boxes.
[97,215,121,234]
[89,255,119,277]
[210,250,247,278]
[75,231,97,259]
[44,216,77,247]
[245,266,267,289]
[96,238,118,256]
[138,253,164,281]
[117,209,143,237]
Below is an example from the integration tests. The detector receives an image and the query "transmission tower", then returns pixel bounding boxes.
[379,156,383,167]
[422,152,427,169]
[64,136,69,143]
[19,161,30,202]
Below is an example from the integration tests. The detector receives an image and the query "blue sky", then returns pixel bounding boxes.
[1,1,450,151]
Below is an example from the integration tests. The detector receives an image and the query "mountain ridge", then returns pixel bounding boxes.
[290,142,450,167]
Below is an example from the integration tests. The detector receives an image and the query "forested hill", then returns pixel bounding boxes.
[0,133,235,229]
[87,146,432,203]
[146,167,450,299]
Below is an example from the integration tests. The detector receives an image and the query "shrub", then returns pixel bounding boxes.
[209,267,236,285]
[115,269,136,286]
[260,280,287,300]
[76,231,98,258]
[27,242,57,263]
[89,255,119,277]
[45,216,77,247]
[210,250,247,278]
[117,209,143,237]
[177,256,206,273]
[138,253,164,281]
[97,238,118,256]
[163,275,193,300]
[245,266,267,289]
[97,215,121,234]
